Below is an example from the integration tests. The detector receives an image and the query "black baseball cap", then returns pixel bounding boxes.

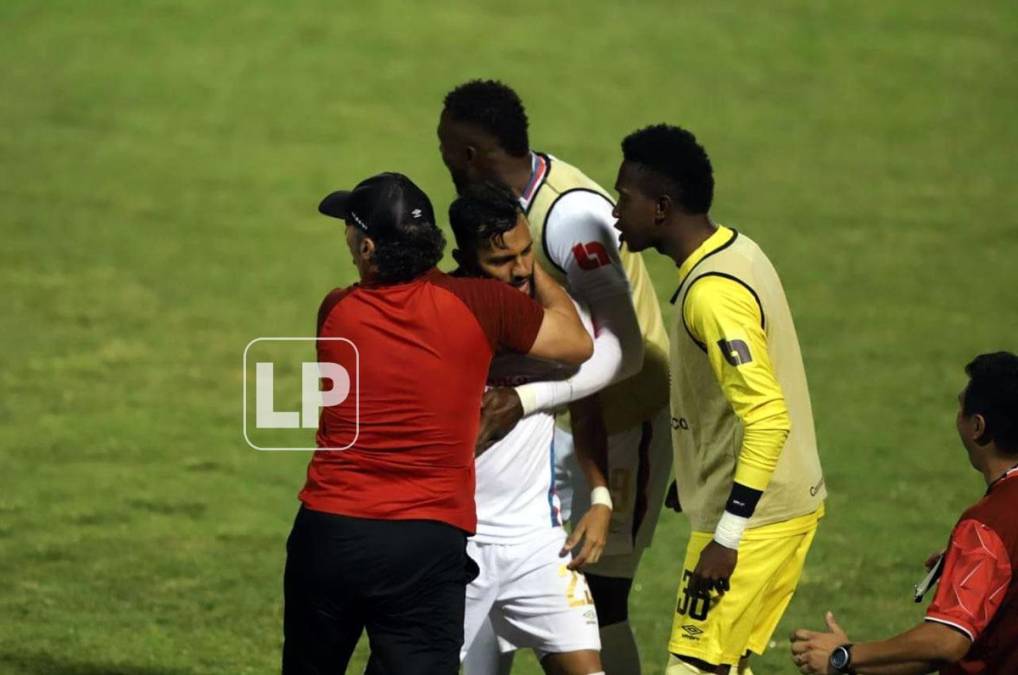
[318,172,436,238]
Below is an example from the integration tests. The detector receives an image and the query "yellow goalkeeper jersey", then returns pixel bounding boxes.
[670,226,825,531]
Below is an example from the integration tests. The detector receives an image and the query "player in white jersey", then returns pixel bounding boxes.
[450,183,609,675]
[439,80,673,674]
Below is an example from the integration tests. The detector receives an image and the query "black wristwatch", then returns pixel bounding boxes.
[829,644,855,674]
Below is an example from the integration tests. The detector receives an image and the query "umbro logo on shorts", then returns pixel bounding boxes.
[680,624,704,639]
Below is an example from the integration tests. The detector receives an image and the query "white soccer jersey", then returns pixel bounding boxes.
[473,303,591,545]
[473,410,559,544]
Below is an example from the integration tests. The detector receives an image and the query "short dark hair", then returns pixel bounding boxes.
[449,181,521,253]
[963,351,1018,454]
[621,124,714,213]
[443,80,530,157]
[370,219,446,284]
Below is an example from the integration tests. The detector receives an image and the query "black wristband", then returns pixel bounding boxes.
[724,482,763,518]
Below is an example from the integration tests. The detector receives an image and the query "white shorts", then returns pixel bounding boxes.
[462,527,601,661]
[555,406,673,578]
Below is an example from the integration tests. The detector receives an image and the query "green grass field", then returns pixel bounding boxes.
[2,1,1017,673]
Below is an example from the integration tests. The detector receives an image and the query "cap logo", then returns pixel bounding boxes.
[349,210,368,232]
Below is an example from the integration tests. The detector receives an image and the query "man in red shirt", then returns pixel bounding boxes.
[283,172,593,675]
[791,351,1018,674]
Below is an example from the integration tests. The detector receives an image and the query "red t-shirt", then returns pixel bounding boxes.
[299,268,545,533]
[926,467,1018,674]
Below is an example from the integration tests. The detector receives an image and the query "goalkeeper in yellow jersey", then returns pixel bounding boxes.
[612,124,826,675]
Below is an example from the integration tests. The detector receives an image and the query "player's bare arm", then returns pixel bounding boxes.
[562,393,611,570]
[526,260,593,366]
[475,387,523,455]
[790,612,969,674]
[689,540,738,597]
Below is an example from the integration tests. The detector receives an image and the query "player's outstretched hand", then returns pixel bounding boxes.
[790,611,849,674]
[476,387,524,454]
[690,540,737,596]
[562,504,610,570]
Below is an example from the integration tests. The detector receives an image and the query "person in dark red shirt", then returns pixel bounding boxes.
[791,351,1018,675]
[282,172,592,675]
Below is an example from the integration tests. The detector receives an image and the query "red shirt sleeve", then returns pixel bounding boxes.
[432,275,545,354]
[486,282,545,353]
[317,287,354,337]
[925,518,1012,641]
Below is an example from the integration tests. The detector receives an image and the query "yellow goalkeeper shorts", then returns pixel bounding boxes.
[667,505,823,667]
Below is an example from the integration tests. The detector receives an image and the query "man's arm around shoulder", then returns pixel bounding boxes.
[527,262,593,366]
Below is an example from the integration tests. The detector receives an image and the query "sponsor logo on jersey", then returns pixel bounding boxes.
[572,241,612,270]
[717,338,753,366]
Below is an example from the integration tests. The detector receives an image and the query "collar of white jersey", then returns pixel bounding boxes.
[519,152,548,210]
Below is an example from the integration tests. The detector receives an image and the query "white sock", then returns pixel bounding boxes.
[599,621,641,674]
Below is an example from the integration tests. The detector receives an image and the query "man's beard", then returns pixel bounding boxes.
[511,274,535,298]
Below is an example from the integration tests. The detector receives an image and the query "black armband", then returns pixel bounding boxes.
[724,482,763,518]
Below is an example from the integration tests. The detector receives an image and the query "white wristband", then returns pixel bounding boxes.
[514,383,540,417]
[713,511,749,550]
[514,381,574,417]
[591,486,613,510]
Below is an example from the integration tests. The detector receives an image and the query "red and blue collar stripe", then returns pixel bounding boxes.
[520,152,548,209]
